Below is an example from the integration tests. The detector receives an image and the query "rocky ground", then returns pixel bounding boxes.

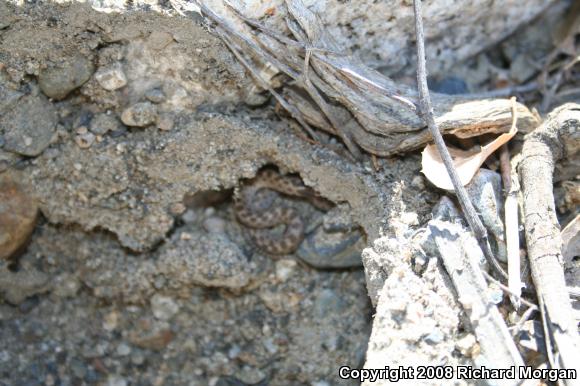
[0,1,577,385]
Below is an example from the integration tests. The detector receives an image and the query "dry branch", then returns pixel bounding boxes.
[518,103,580,382]
[190,0,539,157]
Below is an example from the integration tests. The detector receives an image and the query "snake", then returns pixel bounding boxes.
[233,169,332,255]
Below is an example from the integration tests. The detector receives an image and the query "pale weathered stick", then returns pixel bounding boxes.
[430,221,525,379]
[518,103,580,384]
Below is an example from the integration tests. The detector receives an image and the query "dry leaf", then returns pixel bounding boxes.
[421,124,517,191]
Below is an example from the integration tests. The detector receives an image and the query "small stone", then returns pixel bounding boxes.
[262,338,278,355]
[121,102,157,127]
[181,209,197,224]
[424,328,444,344]
[411,175,425,189]
[129,329,174,351]
[487,283,504,304]
[203,216,226,234]
[0,174,38,259]
[2,94,57,157]
[105,376,127,386]
[180,232,192,240]
[275,259,297,281]
[228,345,241,359]
[158,233,252,289]
[150,294,180,320]
[102,311,119,331]
[130,350,146,365]
[116,343,131,356]
[90,113,122,135]
[95,64,127,91]
[157,113,174,131]
[236,366,266,385]
[153,275,166,290]
[75,132,95,149]
[169,202,186,215]
[38,56,94,100]
[145,88,166,104]
[456,334,478,356]
[75,126,88,135]
[400,212,419,226]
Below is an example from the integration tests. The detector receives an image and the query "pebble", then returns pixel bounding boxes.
[105,376,128,386]
[75,132,96,149]
[157,113,174,131]
[116,343,131,356]
[145,88,166,103]
[0,174,38,259]
[129,328,174,351]
[297,226,364,269]
[203,216,226,234]
[38,55,94,100]
[90,113,122,135]
[157,234,252,289]
[130,350,146,366]
[455,334,478,357]
[150,294,180,320]
[120,102,157,127]
[236,366,266,385]
[275,259,297,281]
[94,64,127,91]
[424,328,444,344]
[102,311,119,331]
[1,94,57,156]
[181,209,197,224]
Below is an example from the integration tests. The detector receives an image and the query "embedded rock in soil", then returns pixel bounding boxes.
[94,64,127,91]
[0,173,38,260]
[1,93,57,157]
[89,113,123,135]
[121,102,158,127]
[38,55,94,100]
[157,233,253,289]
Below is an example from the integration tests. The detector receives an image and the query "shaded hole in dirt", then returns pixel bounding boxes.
[184,188,233,209]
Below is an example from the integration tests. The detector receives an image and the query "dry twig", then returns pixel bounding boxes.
[412,0,507,280]
[518,103,580,382]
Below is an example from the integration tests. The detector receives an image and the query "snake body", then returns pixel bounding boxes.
[234,169,331,255]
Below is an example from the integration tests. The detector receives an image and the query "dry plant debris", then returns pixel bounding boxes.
[187,0,539,159]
